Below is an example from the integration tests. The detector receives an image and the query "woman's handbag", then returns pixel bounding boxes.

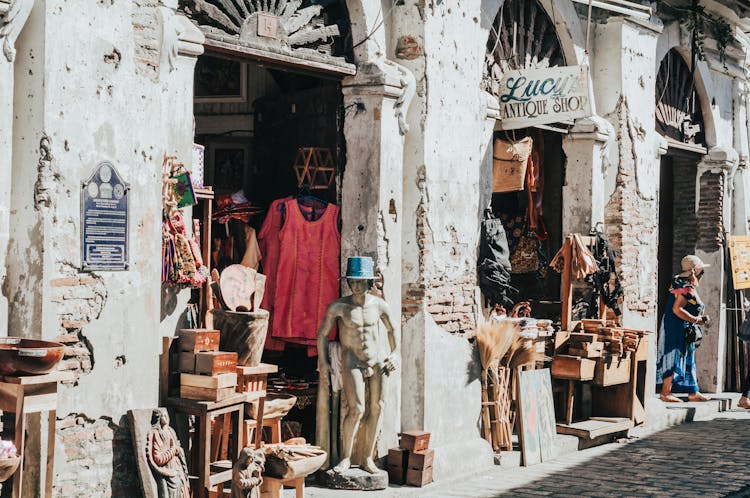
[685,322,703,347]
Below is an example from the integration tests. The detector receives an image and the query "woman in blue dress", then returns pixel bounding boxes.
[657,255,710,402]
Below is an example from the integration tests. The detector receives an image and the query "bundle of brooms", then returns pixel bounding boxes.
[477,320,547,452]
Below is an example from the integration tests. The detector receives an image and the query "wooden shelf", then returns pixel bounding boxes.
[194,187,215,200]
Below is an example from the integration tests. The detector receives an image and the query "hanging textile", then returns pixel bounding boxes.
[478,209,517,307]
[271,198,340,356]
[585,233,623,317]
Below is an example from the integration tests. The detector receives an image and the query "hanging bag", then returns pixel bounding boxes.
[492,136,533,193]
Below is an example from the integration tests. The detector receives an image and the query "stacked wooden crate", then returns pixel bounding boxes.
[177,329,238,401]
[552,321,645,386]
[387,431,433,487]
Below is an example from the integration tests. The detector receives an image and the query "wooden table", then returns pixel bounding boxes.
[167,392,246,498]
[0,371,74,498]
[237,363,278,448]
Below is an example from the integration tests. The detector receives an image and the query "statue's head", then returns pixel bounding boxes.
[344,256,375,295]
[151,408,169,428]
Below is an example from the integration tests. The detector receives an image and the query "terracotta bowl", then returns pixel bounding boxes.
[0,338,65,376]
[0,456,21,483]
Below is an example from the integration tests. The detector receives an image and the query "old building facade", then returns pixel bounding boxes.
[2,0,750,495]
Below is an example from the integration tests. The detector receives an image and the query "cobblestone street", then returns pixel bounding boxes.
[302,408,750,498]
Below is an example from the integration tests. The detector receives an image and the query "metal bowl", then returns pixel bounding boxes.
[0,338,65,376]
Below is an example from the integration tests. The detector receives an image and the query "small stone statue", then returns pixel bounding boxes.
[316,256,398,476]
[231,447,265,498]
[146,408,190,498]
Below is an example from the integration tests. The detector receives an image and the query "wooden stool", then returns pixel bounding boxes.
[167,393,246,498]
[260,476,304,498]
[0,371,74,498]
[236,364,278,448]
[243,415,282,446]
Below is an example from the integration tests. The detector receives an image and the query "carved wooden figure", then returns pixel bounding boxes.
[146,409,190,498]
[231,447,265,498]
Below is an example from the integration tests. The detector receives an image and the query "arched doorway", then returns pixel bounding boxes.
[484,0,567,318]
[181,0,356,443]
[655,48,707,323]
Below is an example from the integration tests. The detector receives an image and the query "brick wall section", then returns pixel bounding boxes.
[696,170,725,252]
[668,157,698,271]
[403,279,478,336]
[49,269,106,385]
[604,97,658,316]
[132,1,160,78]
[54,414,138,498]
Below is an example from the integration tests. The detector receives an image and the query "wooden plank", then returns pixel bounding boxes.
[556,417,633,440]
[561,237,573,331]
[236,363,278,376]
[181,373,237,389]
[180,385,236,402]
[0,371,74,384]
[166,392,248,415]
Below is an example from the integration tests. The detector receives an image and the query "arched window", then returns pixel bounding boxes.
[655,49,705,145]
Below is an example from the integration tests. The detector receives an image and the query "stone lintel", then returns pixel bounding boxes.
[605,14,664,35]
[175,14,205,58]
[342,61,405,101]
[566,116,612,143]
[698,145,739,173]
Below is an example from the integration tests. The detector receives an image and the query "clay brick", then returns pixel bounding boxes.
[50,277,80,287]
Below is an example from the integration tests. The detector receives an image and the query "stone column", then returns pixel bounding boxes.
[0,0,33,335]
[340,58,412,460]
[694,146,738,392]
[562,117,613,235]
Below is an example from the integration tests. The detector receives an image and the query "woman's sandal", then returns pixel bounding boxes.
[660,393,683,403]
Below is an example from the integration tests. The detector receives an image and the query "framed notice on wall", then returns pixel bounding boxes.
[728,236,750,290]
[81,161,129,271]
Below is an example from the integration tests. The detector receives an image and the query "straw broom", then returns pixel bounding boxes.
[476,321,518,449]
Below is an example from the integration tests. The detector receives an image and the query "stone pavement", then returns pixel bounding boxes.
[293,407,750,498]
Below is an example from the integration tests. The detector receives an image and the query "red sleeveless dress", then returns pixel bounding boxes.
[258,197,290,352]
[271,198,339,355]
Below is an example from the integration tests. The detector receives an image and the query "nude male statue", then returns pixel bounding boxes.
[316,256,398,475]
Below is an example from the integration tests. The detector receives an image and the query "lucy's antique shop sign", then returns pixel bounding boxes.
[81,161,129,270]
[497,65,591,130]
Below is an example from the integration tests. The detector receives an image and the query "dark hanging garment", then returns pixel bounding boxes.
[478,209,516,307]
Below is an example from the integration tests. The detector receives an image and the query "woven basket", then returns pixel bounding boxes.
[492,136,533,193]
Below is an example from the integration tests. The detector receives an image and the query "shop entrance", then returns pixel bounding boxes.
[191,51,348,442]
[654,48,706,326]
[491,128,565,315]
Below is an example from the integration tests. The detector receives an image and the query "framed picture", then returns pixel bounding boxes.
[194,55,247,103]
[207,139,251,192]
[517,368,556,466]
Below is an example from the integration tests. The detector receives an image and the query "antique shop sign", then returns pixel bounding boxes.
[497,65,592,130]
[81,161,129,270]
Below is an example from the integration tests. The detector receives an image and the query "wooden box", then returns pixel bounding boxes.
[551,355,596,381]
[387,448,409,468]
[178,329,220,353]
[178,352,196,373]
[399,431,430,452]
[180,385,236,401]
[406,467,433,487]
[408,449,434,470]
[180,372,237,389]
[593,356,631,387]
[387,464,406,485]
[195,351,238,376]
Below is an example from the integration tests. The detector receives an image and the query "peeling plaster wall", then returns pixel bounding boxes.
[8,1,200,495]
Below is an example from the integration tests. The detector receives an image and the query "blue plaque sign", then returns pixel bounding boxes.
[81,161,129,270]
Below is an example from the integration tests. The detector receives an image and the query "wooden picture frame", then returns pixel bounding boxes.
[207,139,251,192]
[517,368,557,466]
[194,55,248,104]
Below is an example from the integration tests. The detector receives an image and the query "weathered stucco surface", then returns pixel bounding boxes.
[6,1,201,495]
